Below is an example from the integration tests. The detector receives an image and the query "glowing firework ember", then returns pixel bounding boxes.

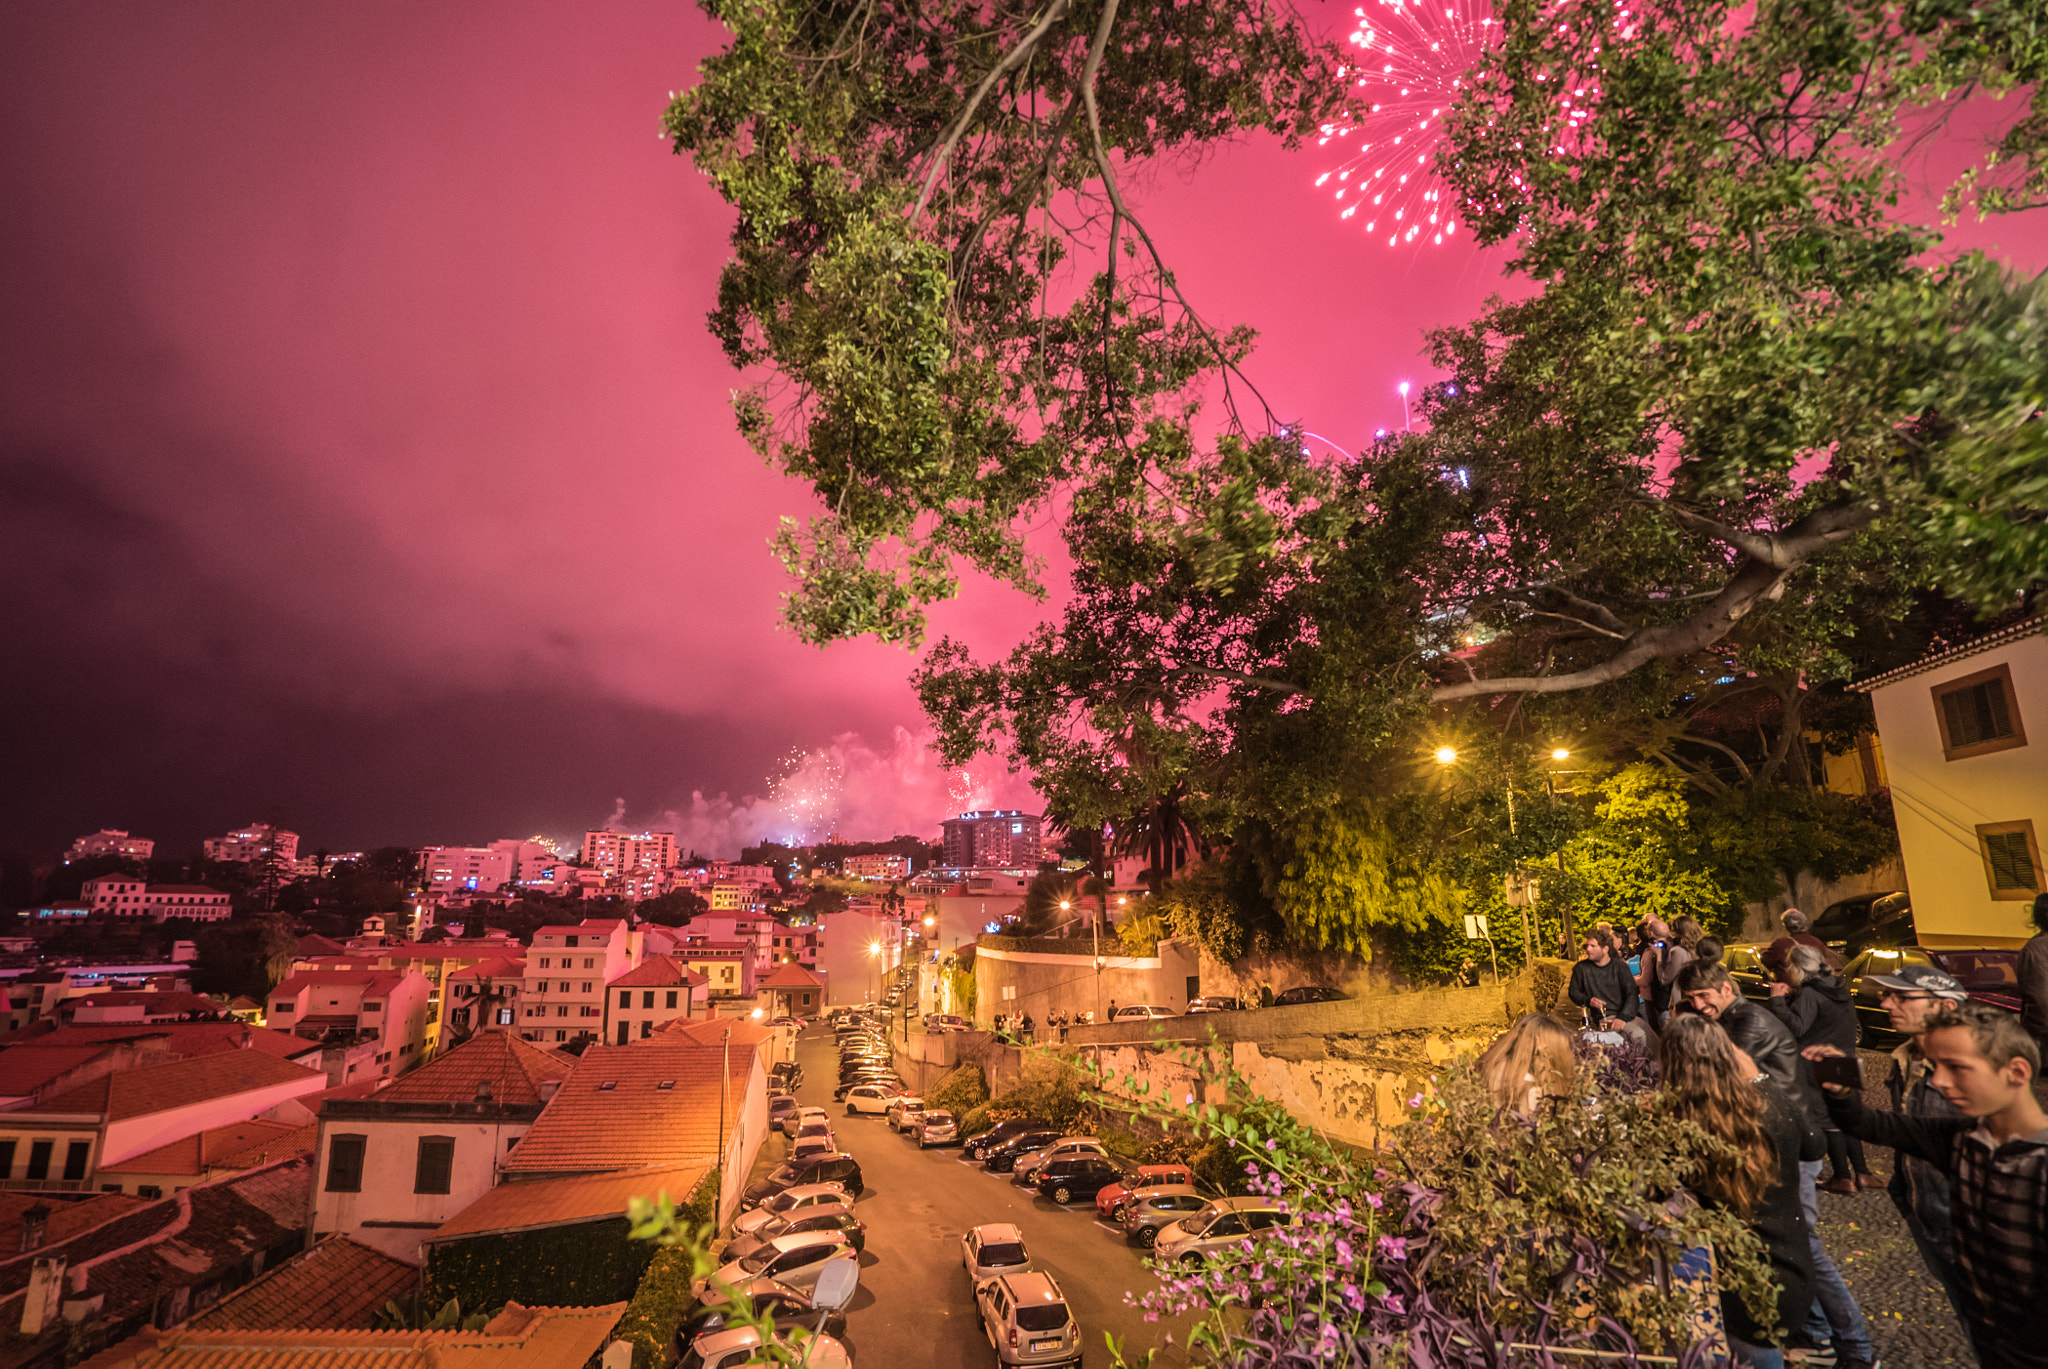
[1316,0,1497,246]
[768,745,845,843]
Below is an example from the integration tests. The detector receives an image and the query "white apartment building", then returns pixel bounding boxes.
[519,919,633,1046]
[79,877,230,922]
[580,829,677,876]
[203,823,300,866]
[419,845,515,897]
[843,853,911,880]
[65,830,155,862]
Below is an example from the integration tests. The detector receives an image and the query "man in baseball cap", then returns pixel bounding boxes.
[1867,960,1970,1317]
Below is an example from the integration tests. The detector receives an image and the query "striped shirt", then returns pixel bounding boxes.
[1830,1091,2047,1369]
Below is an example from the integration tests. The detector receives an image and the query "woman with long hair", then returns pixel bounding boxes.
[1659,1015,1819,1367]
[1477,1013,1578,1115]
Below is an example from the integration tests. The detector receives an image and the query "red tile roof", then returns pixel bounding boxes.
[608,955,708,989]
[0,1045,108,1097]
[99,1119,315,1176]
[500,1036,756,1175]
[428,1164,708,1242]
[444,956,525,981]
[272,969,410,997]
[370,1030,572,1107]
[661,1018,777,1050]
[0,1191,145,1255]
[21,1050,326,1122]
[78,1300,626,1369]
[63,991,220,1014]
[758,963,827,988]
[0,1021,320,1061]
[184,1235,418,1331]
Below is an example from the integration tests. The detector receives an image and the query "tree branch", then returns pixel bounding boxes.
[911,0,1074,224]
[1657,498,1878,570]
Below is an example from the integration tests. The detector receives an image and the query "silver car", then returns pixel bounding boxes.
[1011,1136,1104,1185]
[679,1322,852,1369]
[695,1232,854,1297]
[916,1109,958,1148]
[783,1106,829,1138]
[1154,1195,1293,1266]
[1120,1185,1208,1248]
[731,1182,851,1237]
[961,1222,1033,1283]
[722,1204,865,1262]
[975,1269,1081,1368]
[886,1095,927,1131]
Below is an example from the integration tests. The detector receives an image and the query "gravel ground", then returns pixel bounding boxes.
[1806,1050,1977,1367]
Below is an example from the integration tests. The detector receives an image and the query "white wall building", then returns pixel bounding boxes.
[65,830,155,862]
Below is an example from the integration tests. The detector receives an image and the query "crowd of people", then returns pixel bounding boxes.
[1501,891,2048,1369]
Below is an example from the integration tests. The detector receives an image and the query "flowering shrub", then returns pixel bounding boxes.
[1089,1041,1780,1366]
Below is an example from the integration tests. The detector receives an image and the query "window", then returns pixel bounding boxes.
[0,1140,14,1178]
[584,958,595,969]
[26,1140,53,1181]
[326,1135,366,1192]
[617,1021,630,1045]
[582,982,593,994]
[272,1002,291,1015]
[1933,664,2027,760]
[540,957,551,969]
[414,1137,455,1194]
[642,991,655,1009]
[665,990,678,1009]
[1977,821,2044,900]
[495,1008,513,1026]
[619,991,632,1009]
[137,1184,162,1200]
[557,1006,569,1017]
[63,1141,90,1182]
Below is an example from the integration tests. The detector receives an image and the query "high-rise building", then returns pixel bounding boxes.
[580,830,677,876]
[203,823,300,866]
[419,846,515,896]
[940,811,1044,871]
[65,830,155,863]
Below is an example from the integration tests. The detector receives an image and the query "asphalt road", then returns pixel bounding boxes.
[779,1029,1196,1369]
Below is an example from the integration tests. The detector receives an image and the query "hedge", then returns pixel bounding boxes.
[427,1216,653,1312]
[924,1063,989,1116]
[610,1169,721,1369]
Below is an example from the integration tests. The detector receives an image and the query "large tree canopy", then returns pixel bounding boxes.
[669,0,2048,945]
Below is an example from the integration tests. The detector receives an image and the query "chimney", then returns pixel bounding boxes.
[18,1204,50,1254]
[539,1080,561,1102]
[474,1080,494,1103]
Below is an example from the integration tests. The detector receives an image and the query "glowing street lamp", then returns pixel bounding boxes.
[1551,748,1571,761]
[1434,746,1458,765]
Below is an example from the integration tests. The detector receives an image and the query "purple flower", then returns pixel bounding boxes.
[1265,1138,1278,1151]
[1365,1190,1385,1210]
[1335,1237,1355,1268]
[1376,1235,1408,1262]
[1384,1293,1406,1315]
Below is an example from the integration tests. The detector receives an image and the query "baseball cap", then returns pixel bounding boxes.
[1864,963,1967,999]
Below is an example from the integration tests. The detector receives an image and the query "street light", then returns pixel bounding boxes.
[1551,748,1571,761]
[1434,746,1458,765]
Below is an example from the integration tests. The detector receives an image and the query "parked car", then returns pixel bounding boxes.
[982,1129,1064,1174]
[1154,1196,1295,1266]
[770,1060,802,1085]
[844,1082,904,1114]
[767,1096,801,1129]
[1844,944,2023,1046]
[1032,1156,1128,1206]
[884,1096,926,1130]
[791,1134,836,1161]
[974,1270,1082,1368]
[695,1232,854,1298]
[1011,1137,1106,1185]
[835,1075,901,1102]
[1813,890,1914,957]
[964,1117,1054,1162]
[783,1106,830,1139]
[732,1182,853,1236]
[916,1109,959,1148]
[1111,1004,1176,1021]
[961,1222,1034,1282]
[679,1322,851,1369]
[1095,1164,1195,1221]
[1722,943,1776,1003]
[677,1275,847,1351]
[1186,996,1243,1014]
[722,1204,866,1261]
[1271,986,1346,1007]
[741,1153,865,1209]
[924,1013,971,1032]
[1120,1185,1209,1248]
[766,1015,806,1028]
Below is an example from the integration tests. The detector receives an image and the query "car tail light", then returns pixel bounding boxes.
[1007,1327,1019,1348]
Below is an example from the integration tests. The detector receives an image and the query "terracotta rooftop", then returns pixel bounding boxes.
[369,1030,572,1108]
[184,1235,418,1331]
[0,1191,144,1256]
[500,1036,755,1175]
[444,955,524,981]
[0,1021,320,1061]
[428,1163,708,1242]
[272,969,410,997]
[0,1045,109,1097]
[608,955,708,989]
[21,1050,325,1123]
[293,934,349,957]
[533,920,624,938]
[99,1119,316,1177]
[62,991,220,1014]
[78,1299,625,1369]
[662,1018,777,1050]
[758,963,827,988]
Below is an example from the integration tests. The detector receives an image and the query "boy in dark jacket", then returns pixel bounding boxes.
[1813,1003,2048,1369]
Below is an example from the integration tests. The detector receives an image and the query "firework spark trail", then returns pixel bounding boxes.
[1316,0,1498,247]
[768,744,846,844]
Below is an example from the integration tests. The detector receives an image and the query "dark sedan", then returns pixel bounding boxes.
[981,1128,1063,1173]
[1032,1156,1129,1206]
[1843,945,2022,1046]
[1272,985,1347,1007]
[741,1152,865,1208]
[963,1116,1053,1163]
[1812,891,1914,958]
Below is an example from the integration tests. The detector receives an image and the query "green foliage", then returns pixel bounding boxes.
[924,1062,989,1117]
[1269,805,1464,960]
[958,1102,993,1139]
[425,1217,654,1312]
[1154,858,1281,965]
[1554,766,1741,939]
[373,1296,491,1333]
[942,962,978,1018]
[1115,909,1166,958]
[1699,787,1900,908]
[611,1247,697,1369]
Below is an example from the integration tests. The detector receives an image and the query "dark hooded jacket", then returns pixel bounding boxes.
[1767,971,1859,1056]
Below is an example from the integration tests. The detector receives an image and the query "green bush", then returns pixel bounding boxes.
[612,1247,695,1369]
[1190,1137,1253,1196]
[426,1216,653,1311]
[959,1103,993,1138]
[1100,1128,1147,1163]
[924,1062,989,1115]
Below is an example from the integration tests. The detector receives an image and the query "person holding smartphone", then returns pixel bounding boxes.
[1769,944,1878,1195]
[1861,964,1971,1313]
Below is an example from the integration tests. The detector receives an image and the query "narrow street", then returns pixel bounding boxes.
[778,1028,1196,1369]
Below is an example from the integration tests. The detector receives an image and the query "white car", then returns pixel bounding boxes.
[961,1222,1033,1283]
[884,1095,925,1131]
[1011,1136,1105,1185]
[844,1083,901,1115]
[783,1106,829,1139]
[1112,1004,1176,1021]
[679,1322,852,1369]
[791,1133,837,1160]
[695,1232,854,1298]
[731,1183,852,1237]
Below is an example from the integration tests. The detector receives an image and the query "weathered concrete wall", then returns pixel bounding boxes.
[972,937,1203,1022]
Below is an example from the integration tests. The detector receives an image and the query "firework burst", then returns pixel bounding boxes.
[1316,0,1497,247]
[768,745,845,844]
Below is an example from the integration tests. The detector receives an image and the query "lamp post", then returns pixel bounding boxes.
[1437,743,1577,961]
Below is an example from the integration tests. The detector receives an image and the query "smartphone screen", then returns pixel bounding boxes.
[1811,1053,1861,1091]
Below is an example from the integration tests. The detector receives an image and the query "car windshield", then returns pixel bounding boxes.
[1015,1302,1070,1332]
[737,1248,779,1273]
[1934,950,2020,987]
[766,1165,802,1185]
[979,1242,1026,1266]
[924,1112,953,1125]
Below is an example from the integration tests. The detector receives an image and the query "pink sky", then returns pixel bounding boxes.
[1,2,2038,854]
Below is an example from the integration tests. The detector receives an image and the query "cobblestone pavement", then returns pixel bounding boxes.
[1807,1050,1977,1367]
